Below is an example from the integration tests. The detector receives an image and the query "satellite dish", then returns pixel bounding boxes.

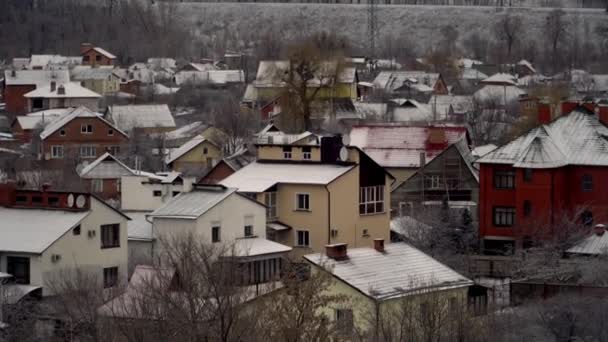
[342,134,351,146]
[76,195,86,208]
[339,147,348,162]
[67,194,74,207]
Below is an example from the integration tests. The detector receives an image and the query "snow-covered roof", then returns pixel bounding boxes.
[457,58,483,69]
[349,125,469,168]
[16,111,65,130]
[517,59,536,74]
[472,144,497,158]
[233,237,292,257]
[108,104,176,132]
[40,106,126,140]
[0,207,89,254]
[220,161,355,193]
[165,134,214,165]
[374,71,440,92]
[126,211,153,241]
[473,85,525,104]
[481,73,517,86]
[149,186,239,219]
[390,216,433,240]
[71,65,116,80]
[567,229,608,256]
[174,70,244,86]
[147,58,177,69]
[255,129,318,145]
[24,82,101,99]
[162,121,207,141]
[79,153,138,179]
[460,68,488,81]
[429,95,473,117]
[152,84,179,95]
[4,69,70,86]
[89,47,116,59]
[304,243,473,301]
[254,60,356,88]
[184,62,218,72]
[29,55,82,69]
[478,109,608,168]
[353,102,388,118]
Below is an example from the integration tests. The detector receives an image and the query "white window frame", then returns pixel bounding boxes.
[359,185,385,215]
[295,193,310,211]
[81,124,93,134]
[296,230,310,247]
[302,147,312,160]
[283,147,292,159]
[429,175,442,189]
[91,179,103,193]
[50,145,64,159]
[265,191,278,220]
[80,145,96,158]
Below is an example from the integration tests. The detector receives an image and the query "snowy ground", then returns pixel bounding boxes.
[172,2,607,53]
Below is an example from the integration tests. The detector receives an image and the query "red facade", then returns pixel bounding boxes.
[4,84,35,114]
[198,161,235,184]
[479,164,608,251]
[83,178,120,201]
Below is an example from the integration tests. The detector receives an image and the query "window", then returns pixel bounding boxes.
[15,195,27,204]
[359,185,384,215]
[153,190,162,197]
[296,230,310,247]
[32,98,43,109]
[83,55,90,62]
[265,191,277,220]
[206,157,213,168]
[493,207,516,227]
[103,267,118,288]
[60,129,66,136]
[302,146,312,160]
[523,200,532,217]
[335,309,353,335]
[48,196,59,206]
[362,229,369,237]
[91,179,103,193]
[108,129,114,136]
[7,257,30,284]
[582,174,593,192]
[51,145,64,159]
[427,174,442,189]
[172,191,180,197]
[244,225,253,237]
[523,169,533,183]
[108,146,120,155]
[203,147,208,154]
[283,146,292,159]
[494,170,515,189]
[101,224,120,248]
[73,224,81,236]
[80,145,96,158]
[212,225,221,243]
[96,55,101,62]
[81,124,93,134]
[295,193,310,211]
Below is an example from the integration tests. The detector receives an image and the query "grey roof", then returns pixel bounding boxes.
[149,187,238,219]
[79,153,146,179]
[165,135,212,165]
[478,110,608,168]
[126,211,153,241]
[4,69,70,86]
[108,104,176,132]
[24,82,101,99]
[567,229,608,256]
[304,243,473,301]
[71,66,117,80]
[374,71,440,92]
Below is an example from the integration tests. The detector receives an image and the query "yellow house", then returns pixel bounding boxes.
[220,136,394,258]
[251,60,358,102]
[165,133,223,174]
[303,242,475,338]
[71,65,120,95]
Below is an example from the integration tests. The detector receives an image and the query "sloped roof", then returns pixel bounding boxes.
[460,68,488,81]
[24,82,101,98]
[4,69,70,86]
[15,110,65,130]
[174,70,244,85]
[473,85,525,104]
[478,109,608,168]
[517,60,536,74]
[125,211,153,241]
[71,65,116,80]
[220,161,355,193]
[254,60,356,88]
[147,58,177,69]
[567,229,608,256]
[374,71,440,92]
[30,55,82,68]
[349,124,469,168]
[40,106,127,140]
[79,153,140,179]
[429,95,473,117]
[162,122,207,141]
[233,237,292,257]
[149,186,238,219]
[0,207,90,254]
[481,73,517,85]
[87,47,116,59]
[304,243,473,301]
[108,104,176,132]
[165,134,214,165]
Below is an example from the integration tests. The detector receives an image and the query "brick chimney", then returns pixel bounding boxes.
[561,101,578,116]
[373,238,385,253]
[325,243,348,260]
[0,182,16,207]
[537,102,552,125]
[50,81,56,92]
[80,43,93,54]
[598,105,608,127]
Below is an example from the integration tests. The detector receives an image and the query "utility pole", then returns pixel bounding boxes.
[367,0,378,71]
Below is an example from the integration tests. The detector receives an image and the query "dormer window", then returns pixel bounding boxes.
[283,146,292,159]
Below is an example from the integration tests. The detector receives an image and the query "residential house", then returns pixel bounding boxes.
[147,184,292,283]
[174,70,245,86]
[24,82,101,112]
[428,95,474,122]
[161,121,208,148]
[391,138,479,225]
[198,148,254,185]
[146,58,177,70]
[80,43,116,67]
[373,71,449,98]
[165,133,223,174]
[2,69,70,114]
[304,242,476,336]
[105,104,176,135]
[0,183,129,295]
[11,108,69,143]
[348,124,469,187]
[38,106,129,163]
[27,55,82,70]
[477,106,608,254]
[120,171,195,212]
[254,123,319,145]
[220,136,394,257]
[70,66,120,95]
[566,224,608,257]
[389,98,432,122]
[474,73,526,106]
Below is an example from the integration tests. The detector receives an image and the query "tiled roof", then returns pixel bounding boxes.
[108,104,176,132]
[304,243,473,301]
[478,109,608,168]
[220,161,355,193]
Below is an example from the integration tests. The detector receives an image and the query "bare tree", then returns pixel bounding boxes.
[493,13,523,61]
[544,9,570,73]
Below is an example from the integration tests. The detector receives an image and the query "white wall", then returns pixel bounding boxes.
[121,175,195,211]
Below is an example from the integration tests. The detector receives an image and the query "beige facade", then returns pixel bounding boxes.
[79,76,120,95]
[170,141,222,173]
[121,175,195,211]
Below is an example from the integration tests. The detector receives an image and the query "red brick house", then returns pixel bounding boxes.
[38,106,128,163]
[80,43,116,67]
[11,108,68,143]
[477,106,608,254]
[2,69,70,114]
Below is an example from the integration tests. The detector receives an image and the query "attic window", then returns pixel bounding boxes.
[108,129,114,136]
[302,147,312,160]
[81,124,93,134]
[60,129,66,136]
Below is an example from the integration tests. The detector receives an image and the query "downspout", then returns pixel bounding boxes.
[325,185,331,245]
[550,171,555,228]
[145,214,155,259]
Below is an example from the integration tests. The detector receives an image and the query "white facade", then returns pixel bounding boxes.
[121,175,195,211]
